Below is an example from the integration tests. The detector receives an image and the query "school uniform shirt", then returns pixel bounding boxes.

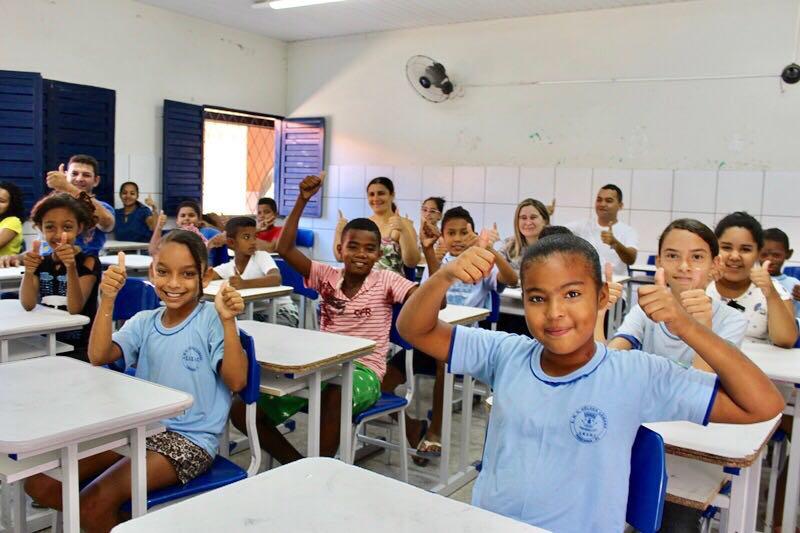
[706,280,792,343]
[112,301,231,457]
[114,203,152,242]
[305,260,416,379]
[449,326,717,532]
[566,218,638,279]
[40,200,114,257]
[774,273,800,318]
[421,253,499,310]
[0,216,23,256]
[256,225,282,243]
[35,252,100,358]
[612,300,748,367]
[213,251,294,311]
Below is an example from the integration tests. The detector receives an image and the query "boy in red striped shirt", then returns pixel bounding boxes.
[232,172,418,464]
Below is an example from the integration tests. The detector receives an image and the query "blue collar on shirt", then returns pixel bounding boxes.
[529,341,609,386]
[154,301,206,336]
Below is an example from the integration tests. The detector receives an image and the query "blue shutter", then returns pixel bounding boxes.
[162,100,203,216]
[0,70,43,215]
[276,117,325,217]
[43,80,116,205]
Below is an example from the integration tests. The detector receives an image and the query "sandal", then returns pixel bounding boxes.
[416,437,442,458]
[409,420,430,466]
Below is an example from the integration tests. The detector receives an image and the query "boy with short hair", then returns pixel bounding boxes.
[230,173,418,463]
[397,233,783,532]
[255,197,281,252]
[210,216,299,327]
[762,227,800,318]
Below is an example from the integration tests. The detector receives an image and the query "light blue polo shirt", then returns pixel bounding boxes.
[449,326,718,532]
[421,253,498,310]
[113,301,231,457]
[612,300,749,367]
[774,273,800,318]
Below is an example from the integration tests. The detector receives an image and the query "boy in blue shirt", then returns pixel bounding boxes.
[397,233,783,532]
[761,227,800,319]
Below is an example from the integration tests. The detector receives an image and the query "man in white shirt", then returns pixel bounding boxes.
[566,184,638,279]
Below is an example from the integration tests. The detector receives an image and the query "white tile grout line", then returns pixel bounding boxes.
[759,170,767,219]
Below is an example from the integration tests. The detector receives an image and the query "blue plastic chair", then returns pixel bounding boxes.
[112,278,160,322]
[296,228,314,248]
[351,304,413,482]
[626,426,667,533]
[784,266,800,280]
[116,329,262,513]
[275,258,319,329]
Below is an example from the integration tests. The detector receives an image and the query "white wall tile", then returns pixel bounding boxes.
[555,168,592,208]
[338,165,366,198]
[592,168,632,203]
[671,211,716,230]
[761,216,800,255]
[323,165,340,198]
[630,169,673,211]
[629,210,673,254]
[338,197,367,221]
[365,166,393,182]
[672,170,716,213]
[393,166,423,200]
[551,207,591,227]
[716,170,763,215]
[456,203,485,231]
[422,166,453,199]
[129,154,159,193]
[452,166,485,203]
[483,203,516,242]
[312,228,335,262]
[395,200,422,230]
[484,166,519,204]
[312,196,339,230]
[763,171,800,217]
[519,167,555,203]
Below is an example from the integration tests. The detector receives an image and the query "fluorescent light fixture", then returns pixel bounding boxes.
[253,0,345,9]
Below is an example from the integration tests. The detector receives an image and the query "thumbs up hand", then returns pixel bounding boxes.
[600,222,617,246]
[144,195,156,211]
[336,209,348,232]
[46,163,72,193]
[604,263,623,310]
[100,252,127,300]
[481,223,500,249]
[442,245,496,285]
[638,267,693,336]
[53,232,77,269]
[214,281,245,322]
[22,239,43,274]
[750,260,775,298]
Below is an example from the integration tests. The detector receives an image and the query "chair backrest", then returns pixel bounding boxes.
[488,289,501,324]
[389,303,412,350]
[403,265,417,282]
[626,425,667,533]
[113,277,161,321]
[389,303,415,402]
[275,258,318,300]
[296,228,314,248]
[238,329,260,404]
[784,266,800,280]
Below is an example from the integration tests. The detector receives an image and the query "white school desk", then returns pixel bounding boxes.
[112,457,545,533]
[433,304,490,496]
[102,241,150,255]
[0,267,23,290]
[99,254,152,272]
[237,321,375,462]
[0,300,89,363]
[629,263,657,274]
[202,281,293,322]
[645,415,780,533]
[742,341,800,532]
[0,357,192,533]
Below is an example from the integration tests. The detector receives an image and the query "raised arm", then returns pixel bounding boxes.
[19,240,42,311]
[88,252,126,365]
[333,209,347,262]
[639,268,783,424]
[390,213,420,268]
[276,173,325,278]
[148,210,167,256]
[601,222,637,265]
[214,282,248,393]
[752,261,798,348]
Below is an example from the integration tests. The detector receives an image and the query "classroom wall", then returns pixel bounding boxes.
[1,0,288,215]
[286,0,800,263]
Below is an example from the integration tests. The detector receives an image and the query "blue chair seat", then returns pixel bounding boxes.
[353,393,408,424]
[119,456,246,513]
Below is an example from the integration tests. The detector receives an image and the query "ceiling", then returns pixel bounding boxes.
[137,0,696,42]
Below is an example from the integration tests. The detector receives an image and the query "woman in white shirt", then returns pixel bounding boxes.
[706,211,797,347]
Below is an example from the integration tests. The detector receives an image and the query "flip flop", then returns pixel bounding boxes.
[410,420,430,466]
[416,438,442,458]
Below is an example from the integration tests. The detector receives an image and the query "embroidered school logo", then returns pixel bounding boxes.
[570,405,608,443]
[181,347,203,371]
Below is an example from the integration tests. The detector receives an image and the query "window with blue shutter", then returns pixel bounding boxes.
[43,80,115,205]
[162,100,203,216]
[276,117,325,217]
[0,70,43,215]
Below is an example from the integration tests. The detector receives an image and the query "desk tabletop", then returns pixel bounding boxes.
[645,415,780,467]
[629,264,657,273]
[743,341,800,384]
[0,300,89,338]
[439,305,490,326]
[0,266,24,282]
[0,357,192,454]
[203,281,293,302]
[501,276,630,302]
[100,254,152,270]
[103,241,150,252]
[238,321,375,373]
[111,457,544,533]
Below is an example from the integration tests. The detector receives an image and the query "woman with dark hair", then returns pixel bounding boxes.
[0,181,25,257]
[333,177,420,274]
[114,181,155,242]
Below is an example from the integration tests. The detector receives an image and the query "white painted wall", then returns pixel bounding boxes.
[1,0,287,211]
[287,0,800,264]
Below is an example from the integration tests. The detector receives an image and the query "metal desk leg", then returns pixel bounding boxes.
[726,459,761,533]
[1,340,8,363]
[60,444,79,533]
[339,361,354,464]
[459,375,474,471]
[269,301,276,324]
[129,426,147,518]
[13,482,24,533]
[307,371,322,457]
[437,372,455,490]
[245,302,254,321]
[783,392,800,532]
[47,334,56,357]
